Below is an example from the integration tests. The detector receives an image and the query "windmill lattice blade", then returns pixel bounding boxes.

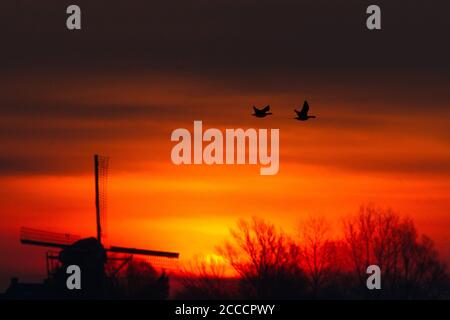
[108,245,179,258]
[20,227,81,248]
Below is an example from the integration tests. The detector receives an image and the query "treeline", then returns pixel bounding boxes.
[177,206,450,299]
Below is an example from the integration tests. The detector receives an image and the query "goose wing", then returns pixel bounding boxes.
[261,105,270,113]
[299,100,309,116]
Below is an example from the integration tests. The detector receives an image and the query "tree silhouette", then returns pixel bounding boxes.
[297,217,341,297]
[207,207,449,299]
[343,205,448,298]
[218,217,307,299]
[112,259,169,299]
[176,255,236,299]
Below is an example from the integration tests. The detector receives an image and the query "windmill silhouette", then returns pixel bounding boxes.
[20,155,179,279]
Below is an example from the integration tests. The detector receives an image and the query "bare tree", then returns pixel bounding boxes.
[343,205,448,298]
[219,217,306,299]
[114,259,169,299]
[298,217,340,297]
[178,255,235,299]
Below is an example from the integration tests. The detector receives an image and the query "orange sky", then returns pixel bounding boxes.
[1,71,450,291]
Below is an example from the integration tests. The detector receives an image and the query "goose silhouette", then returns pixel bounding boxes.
[294,100,316,121]
[252,105,272,118]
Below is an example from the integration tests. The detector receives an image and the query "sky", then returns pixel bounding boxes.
[1,0,450,290]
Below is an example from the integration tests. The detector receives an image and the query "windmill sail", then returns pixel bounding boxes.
[94,154,109,245]
[108,246,179,258]
[20,227,81,249]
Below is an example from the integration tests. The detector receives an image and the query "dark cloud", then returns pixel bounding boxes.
[2,0,450,117]
[1,0,449,76]
[0,101,173,119]
[1,0,449,176]
[0,154,89,176]
[283,150,450,177]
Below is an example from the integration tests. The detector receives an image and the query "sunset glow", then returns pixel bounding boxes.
[1,2,449,300]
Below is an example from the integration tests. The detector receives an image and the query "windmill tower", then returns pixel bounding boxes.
[20,155,179,278]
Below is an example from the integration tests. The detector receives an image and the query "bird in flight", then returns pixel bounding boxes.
[294,100,316,121]
[252,105,272,118]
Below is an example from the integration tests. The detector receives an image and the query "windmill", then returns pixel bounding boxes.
[20,154,179,278]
